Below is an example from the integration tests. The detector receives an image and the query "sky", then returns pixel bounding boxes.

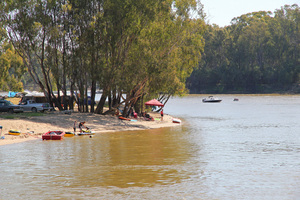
[200,0,299,27]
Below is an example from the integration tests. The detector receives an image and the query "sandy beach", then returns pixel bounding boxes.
[0,111,180,146]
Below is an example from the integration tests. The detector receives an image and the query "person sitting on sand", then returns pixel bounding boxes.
[79,121,86,133]
[144,113,154,121]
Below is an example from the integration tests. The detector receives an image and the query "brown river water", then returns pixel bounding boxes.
[0,95,300,199]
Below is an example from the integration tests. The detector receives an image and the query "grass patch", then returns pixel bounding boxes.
[1,115,15,119]
[0,112,45,119]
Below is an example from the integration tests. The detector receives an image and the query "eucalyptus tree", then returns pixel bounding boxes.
[92,0,206,116]
[187,4,299,94]
[92,0,172,114]
[126,12,205,113]
[1,0,206,114]
[229,6,299,91]
[272,4,300,87]
[0,0,65,108]
[187,24,231,93]
[0,40,26,91]
[231,12,273,91]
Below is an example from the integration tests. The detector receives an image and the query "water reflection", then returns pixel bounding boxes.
[0,126,201,199]
[66,127,195,188]
[1,95,300,199]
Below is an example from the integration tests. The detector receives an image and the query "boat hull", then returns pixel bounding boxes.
[78,130,95,136]
[8,130,21,136]
[202,100,222,103]
[202,96,222,103]
[64,132,75,137]
[42,131,65,140]
[78,133,94,136]
[172,118,181,123]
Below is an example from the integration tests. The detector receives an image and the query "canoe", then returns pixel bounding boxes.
[42,131,65,140]
[78,132,95,136]
[119,116,138,121]
[172,118,181,124]
[78,129,95,136]
[64,132,75,137]
[119,116,131,121]
[8,129,21,136]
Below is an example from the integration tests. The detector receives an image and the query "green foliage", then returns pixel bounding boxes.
[187,4,300,93]
[0,0,206,113]
[0,40,26,91]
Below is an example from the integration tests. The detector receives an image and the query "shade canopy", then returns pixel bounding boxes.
[145,99,164,107]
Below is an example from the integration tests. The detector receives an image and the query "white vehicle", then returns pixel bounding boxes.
[19,100,53,112]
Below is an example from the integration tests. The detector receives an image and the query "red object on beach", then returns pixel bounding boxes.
[42,131,65,140]
[144,99,164,107]
[119,116,131,121]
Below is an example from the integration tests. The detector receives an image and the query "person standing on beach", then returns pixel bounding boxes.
[73,121,77,133]
[161,109,164,121]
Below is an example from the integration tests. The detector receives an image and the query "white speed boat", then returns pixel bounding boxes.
[202,96,222,103]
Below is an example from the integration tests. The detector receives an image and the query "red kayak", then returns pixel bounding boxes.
[42,131,65,140]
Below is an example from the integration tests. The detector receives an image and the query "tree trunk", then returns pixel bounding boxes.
[70,83,74,110]
[133,97,141,114]
[108,93,112,110]
[90,80,96,113]
[112,88,119,107]
[95,88,108,114]
[57,83,61,109]
[85,84,88,112]
[141,94,144,114]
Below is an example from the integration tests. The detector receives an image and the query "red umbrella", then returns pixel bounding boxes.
[145,99,164,107]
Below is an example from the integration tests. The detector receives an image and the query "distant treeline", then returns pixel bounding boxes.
[187,4,300,94]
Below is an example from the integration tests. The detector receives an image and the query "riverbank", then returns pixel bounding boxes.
[0,111,180,146]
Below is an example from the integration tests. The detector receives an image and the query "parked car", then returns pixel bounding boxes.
[0,100,24,113]
[19,100,53,112]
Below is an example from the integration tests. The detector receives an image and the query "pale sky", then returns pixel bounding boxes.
[201,0,299,27]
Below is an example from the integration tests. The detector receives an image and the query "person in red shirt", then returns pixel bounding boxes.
[160,109,164,121]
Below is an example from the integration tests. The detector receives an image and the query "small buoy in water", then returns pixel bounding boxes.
[89,135,93,138]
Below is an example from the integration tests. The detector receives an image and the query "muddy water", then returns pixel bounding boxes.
[0,95,300,199]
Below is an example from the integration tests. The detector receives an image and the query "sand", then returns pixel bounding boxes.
[0,111,180,146]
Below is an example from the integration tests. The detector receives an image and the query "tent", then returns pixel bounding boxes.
[145,99,164,107]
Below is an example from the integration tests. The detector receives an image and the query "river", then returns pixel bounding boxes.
[0,95,299,199]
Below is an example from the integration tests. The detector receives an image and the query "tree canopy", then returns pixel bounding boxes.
[0,0,205,115]
[187,4,300,93]
[0,31,26,91]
